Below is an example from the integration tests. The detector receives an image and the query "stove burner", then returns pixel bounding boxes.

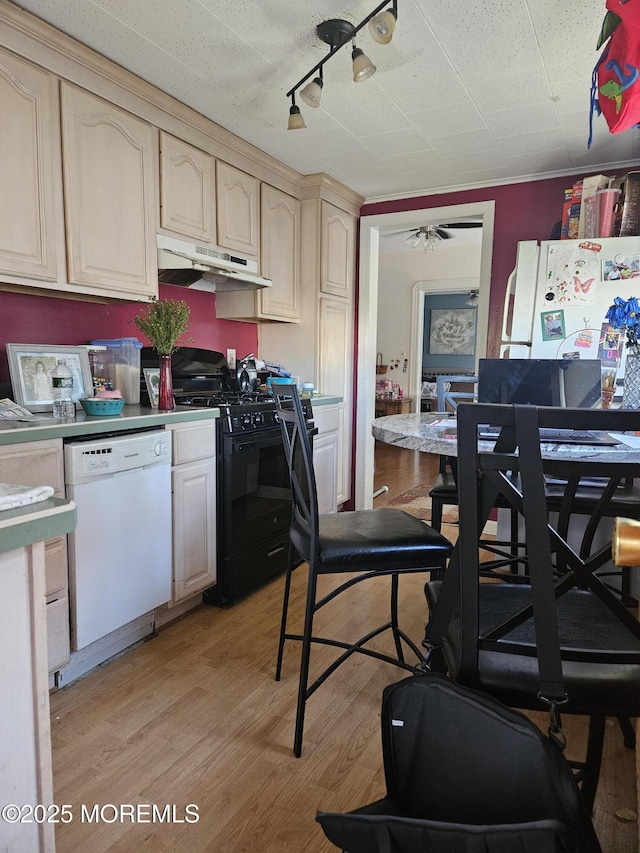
[175,389,312,433]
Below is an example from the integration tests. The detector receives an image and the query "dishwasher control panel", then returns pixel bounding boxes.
[64,430,171,483]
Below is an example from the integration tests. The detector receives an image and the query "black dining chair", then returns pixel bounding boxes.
[424,402,640,812]
[272,385,452,757]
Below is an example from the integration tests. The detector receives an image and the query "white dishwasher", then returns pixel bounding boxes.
[65,429,172,650]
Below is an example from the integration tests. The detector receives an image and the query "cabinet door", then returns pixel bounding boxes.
[0,48,58,281]
[318,298,353,504]
[320,201,355,298]
[216,161,259,258]
[313,431,338,515]
[260,185,300,321]
[160,131,215,242]
[61,83,158,298]
[172,460,217,601]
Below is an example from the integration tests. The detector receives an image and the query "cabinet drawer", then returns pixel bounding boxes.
[171,422,217,465]
[0,438,64,494]
[313,406,340,434]
[47,595,70,673]
[44,536,68,597]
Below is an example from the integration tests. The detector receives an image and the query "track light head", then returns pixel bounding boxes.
[300,75,323,108]
[368,7,397,44]
[287,103,306,130]
[352,46,376,82]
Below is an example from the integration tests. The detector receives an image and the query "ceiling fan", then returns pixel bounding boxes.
[401,221,483,251]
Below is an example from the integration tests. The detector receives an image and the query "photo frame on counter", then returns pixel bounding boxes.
[143,367,160,408]
[6,344,93,413]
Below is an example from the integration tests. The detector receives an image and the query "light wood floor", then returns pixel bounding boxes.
[50,443,638,852]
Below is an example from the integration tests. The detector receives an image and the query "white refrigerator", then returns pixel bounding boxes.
[501,236,640,379]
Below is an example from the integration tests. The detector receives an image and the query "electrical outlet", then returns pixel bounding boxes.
[227,348,236,369]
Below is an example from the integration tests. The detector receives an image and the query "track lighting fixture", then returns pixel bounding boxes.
[466,290,480,307]
[286,0,397,129]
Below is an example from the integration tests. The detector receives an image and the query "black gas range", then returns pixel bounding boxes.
[140,348,313,606]
[174,390,311,434]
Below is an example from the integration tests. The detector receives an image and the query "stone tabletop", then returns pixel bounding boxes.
[372,413,640,463]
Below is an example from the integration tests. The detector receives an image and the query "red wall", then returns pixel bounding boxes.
[0,283,258,383]
[361,174,605,357]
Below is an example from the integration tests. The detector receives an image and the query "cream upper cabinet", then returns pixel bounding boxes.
[60,82,158,299]
[159,131,215,243]
[216,183,300,322]
[216,161,259,259]
[0,48,59,282]
[320,201,356,298]
[261,185,300,320]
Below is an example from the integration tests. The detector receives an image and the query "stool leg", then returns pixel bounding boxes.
[616,715,636,749]
[390,574,405,664]
[580,715,605,813]
[431,499,443,532]
[275,544,295,681]
[293,564,319,757]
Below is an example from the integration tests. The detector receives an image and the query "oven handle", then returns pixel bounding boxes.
[231,425,317,453]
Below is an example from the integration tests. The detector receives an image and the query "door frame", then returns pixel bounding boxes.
[355,200,495,509]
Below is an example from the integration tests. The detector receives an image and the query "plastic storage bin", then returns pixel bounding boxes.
[89,337,142,404]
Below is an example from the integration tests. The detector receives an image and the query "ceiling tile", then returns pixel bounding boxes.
[429,129,499,158]
[484,102,560,137]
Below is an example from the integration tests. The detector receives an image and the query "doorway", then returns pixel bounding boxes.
[355,200,495,509]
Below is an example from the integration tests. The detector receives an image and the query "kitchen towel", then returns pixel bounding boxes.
[0,482,55,511]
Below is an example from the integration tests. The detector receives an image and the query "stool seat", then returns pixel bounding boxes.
[292,508,450,570]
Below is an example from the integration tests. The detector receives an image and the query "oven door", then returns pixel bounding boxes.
[221,428,300,558]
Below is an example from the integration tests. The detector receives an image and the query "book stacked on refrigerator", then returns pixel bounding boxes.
[612,171,640,236]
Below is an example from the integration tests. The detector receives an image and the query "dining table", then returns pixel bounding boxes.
[372,411,640,463]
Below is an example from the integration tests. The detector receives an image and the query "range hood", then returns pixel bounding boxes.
[157,234,271,291]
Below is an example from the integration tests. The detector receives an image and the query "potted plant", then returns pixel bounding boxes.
[133,296,192,410]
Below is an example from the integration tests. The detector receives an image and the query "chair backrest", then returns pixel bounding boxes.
[426,402,640,700]
[317,672,601,852]
[436,374,477,412]
[272,385,319,555]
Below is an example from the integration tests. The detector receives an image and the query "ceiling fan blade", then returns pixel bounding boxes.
[435,228,450,240]
[437,222,483,228]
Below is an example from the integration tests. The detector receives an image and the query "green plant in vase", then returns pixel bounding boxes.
[605,296,640,408]
[133,296,192,410]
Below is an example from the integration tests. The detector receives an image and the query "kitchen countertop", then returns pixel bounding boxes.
[307,395,342,406]
[0,397,342,446]
[0,405,219,445]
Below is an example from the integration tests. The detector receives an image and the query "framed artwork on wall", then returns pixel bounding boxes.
[6,344,93,412]
[428,308,477,356]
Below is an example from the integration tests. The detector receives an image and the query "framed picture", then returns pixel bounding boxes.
[6,344,93,412]
[428,308,477,356]
[540,310,566,342]
[143,367,160,408]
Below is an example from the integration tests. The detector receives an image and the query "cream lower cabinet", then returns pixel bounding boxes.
[0,439,70,673]
[60,82,158,299]
[318,299,353,505]
[312,405,340,514]
[169,421,217,603]
[0,47,60,283]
